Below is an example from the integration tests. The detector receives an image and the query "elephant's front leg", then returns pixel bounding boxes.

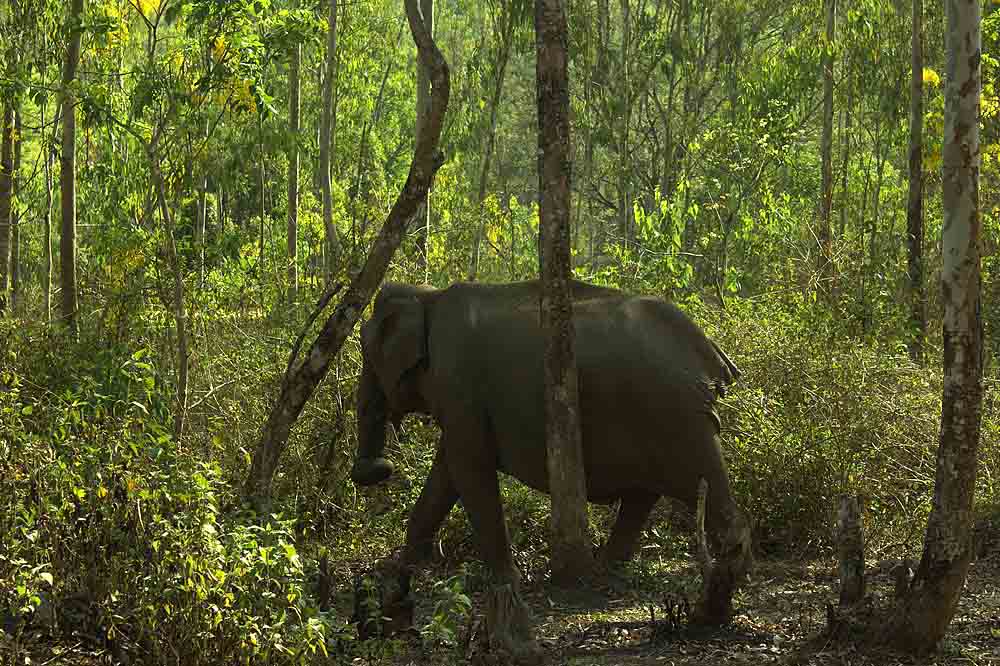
[601,491,659,564]
[442,418,543,664]
[370,445,458,637]
[398,445,459,597]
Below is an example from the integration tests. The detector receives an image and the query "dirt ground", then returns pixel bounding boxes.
[520,556,1000,666]
[400,551,1000,666]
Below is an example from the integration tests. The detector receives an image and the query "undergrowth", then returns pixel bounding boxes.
[1,288,998,665]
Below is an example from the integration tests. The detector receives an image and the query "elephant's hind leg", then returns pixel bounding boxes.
[601,491,659,564]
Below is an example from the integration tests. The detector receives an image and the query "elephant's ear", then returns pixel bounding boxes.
[367,294,427,392]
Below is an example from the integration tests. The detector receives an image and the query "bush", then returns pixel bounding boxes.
[0,323,354,665]
[698,295,999,555]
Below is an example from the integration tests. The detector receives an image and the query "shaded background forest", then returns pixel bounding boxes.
[1,0,999,663]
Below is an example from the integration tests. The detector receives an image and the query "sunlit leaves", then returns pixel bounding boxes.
[135,0,163,19]
[921,67,941,86]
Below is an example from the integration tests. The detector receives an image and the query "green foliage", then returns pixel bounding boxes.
[700,296,999,554]
[1,0,999,660]
[421,571,472,649]
[0,322,365,664]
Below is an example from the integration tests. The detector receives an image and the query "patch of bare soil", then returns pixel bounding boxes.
[517,555,1000,666]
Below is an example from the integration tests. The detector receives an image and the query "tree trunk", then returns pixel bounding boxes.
[60,0,85,334]
[44,107,54,323]
[838,66,852,239]
[259,122,266,300]
[415,0,433,282]
[817,0,835,298]
[536,0,594,585]
[883,0,982,652]
[835,495,865,606]
[0,104,12,313]
[617,0,633,249]
[906,0,925,363]
[11,107,21,312]
[149,142,190,442]
[468,4,514,281]
[244,0,450,502]
[319,0,340,282]
[287,36,301,301]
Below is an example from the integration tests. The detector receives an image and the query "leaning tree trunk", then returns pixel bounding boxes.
[60,0,85,334]
[244,0,450,502]
[536,0,594,584]
[881,0,982,653]
[905,0,925,363]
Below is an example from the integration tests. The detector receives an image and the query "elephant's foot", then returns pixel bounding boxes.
[692,523,752,626]
[351,456,394,486]
[692,564,737,626]
[353,559,416,640]
[481,582,545,665]
[596,541,637,567]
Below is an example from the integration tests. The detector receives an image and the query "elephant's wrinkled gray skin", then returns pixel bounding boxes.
[352,280,752,626]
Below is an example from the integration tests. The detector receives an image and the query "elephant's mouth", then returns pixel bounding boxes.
[350,457,394,486]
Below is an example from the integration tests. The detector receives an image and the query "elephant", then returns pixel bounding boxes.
[350,279,752,653]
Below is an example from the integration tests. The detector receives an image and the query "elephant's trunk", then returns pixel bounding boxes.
[351,365,394,486]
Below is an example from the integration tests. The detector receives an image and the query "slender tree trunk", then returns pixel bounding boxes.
[468,6,514,281]
[319,0,340,283]
[149,144,190,441]
[906,0,925,363]
[287,37,301,301]
[817,0,836,297]
[883,0,982,652]
[11,108,21,312]
[217,182,225,234]
[43,109,54,323]
[259,122,266,301]
[536,0,594,585]
[415,0,434,282]
[617,0,633,249]
[838,53,852,240]
[196,174,207,286]
[60,0,85,334]
[245,0,450,502]
[0,105,12,313]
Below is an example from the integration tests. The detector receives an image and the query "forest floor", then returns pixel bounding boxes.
[399,552,1000,666]
[4,554,997,665]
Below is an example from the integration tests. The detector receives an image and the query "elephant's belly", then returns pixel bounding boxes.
[489,415,664,504]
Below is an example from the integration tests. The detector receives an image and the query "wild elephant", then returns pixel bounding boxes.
[351,280,752,657]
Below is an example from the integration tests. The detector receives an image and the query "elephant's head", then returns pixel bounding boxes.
[350,284,434,487]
